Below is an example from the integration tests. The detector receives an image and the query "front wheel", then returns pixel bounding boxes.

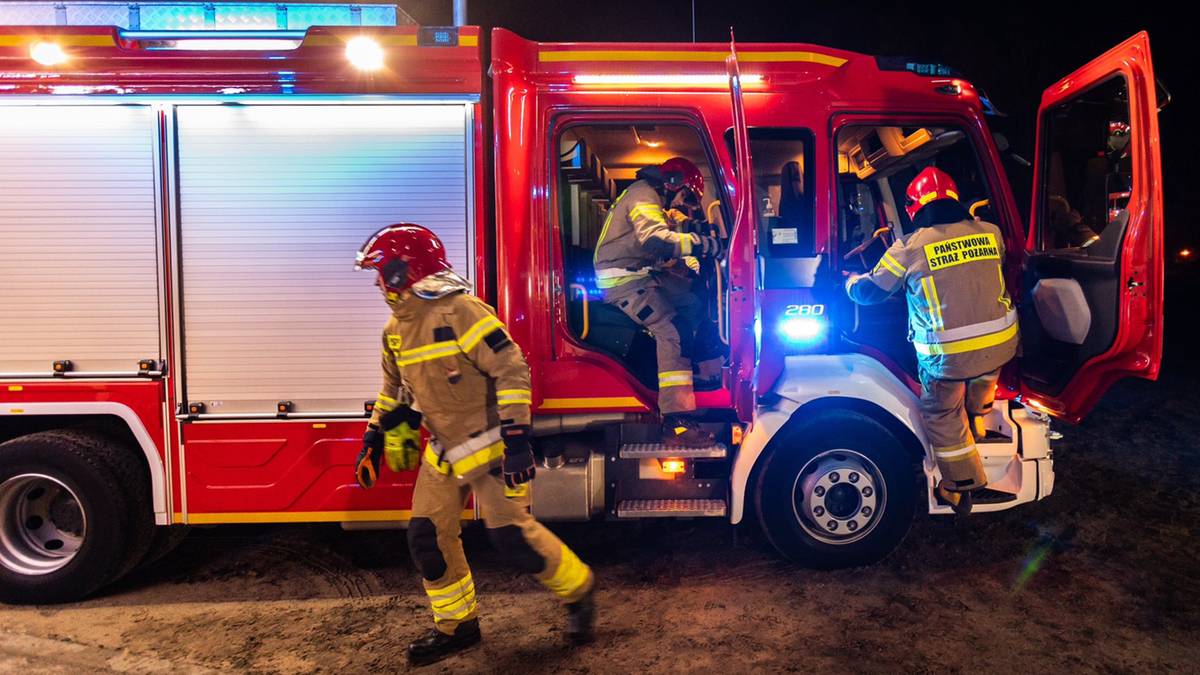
[753,410,918,569]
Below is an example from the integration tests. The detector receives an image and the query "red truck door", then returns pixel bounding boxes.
[1018,32,1163,422]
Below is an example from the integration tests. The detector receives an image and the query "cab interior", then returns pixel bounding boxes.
[556,123,728,389]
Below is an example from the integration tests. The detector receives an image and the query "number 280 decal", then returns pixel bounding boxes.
[784,304,826,316]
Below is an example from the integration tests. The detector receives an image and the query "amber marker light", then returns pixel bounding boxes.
[660,458,686,475]
[30,42,68,66]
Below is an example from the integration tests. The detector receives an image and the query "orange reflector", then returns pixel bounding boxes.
[660,458,686,474]
[731,424,744,446]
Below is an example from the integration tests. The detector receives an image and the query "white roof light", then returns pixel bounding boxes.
[29,41,68,67]
[573,73,763,86]
[345,36,385,71]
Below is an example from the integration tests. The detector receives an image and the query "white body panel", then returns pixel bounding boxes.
[176,103,473,415]
[730,354,1055,523]
[0,105,162,377]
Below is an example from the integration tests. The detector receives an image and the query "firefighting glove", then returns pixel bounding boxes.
[380,405,423,472]
[355,425,384,489]
[500,424,536,488]
[690,233,722,259]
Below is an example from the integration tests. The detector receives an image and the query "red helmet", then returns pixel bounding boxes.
[355,223,451,294]
[905,167,960,220]
[660,157,704,197]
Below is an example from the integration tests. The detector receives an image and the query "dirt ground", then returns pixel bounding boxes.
[2,285,1198,674]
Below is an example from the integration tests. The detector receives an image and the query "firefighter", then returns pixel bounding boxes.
[593,157,722,447]
[845,167,1019,515]
[353,224,595,666]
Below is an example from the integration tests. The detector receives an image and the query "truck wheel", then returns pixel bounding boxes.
[0,432,132,604]
[753,411,917,569]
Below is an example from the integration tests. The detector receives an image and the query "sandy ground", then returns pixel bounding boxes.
[2,285,1198,673]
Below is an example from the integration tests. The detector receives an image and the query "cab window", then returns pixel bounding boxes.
[1037,75,1132,257]
[724,128,816,257]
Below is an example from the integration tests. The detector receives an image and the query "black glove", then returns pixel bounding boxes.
[355,424,384,489]
[691,233,722,258]
[500,424,536,488]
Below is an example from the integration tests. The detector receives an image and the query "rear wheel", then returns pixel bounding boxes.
[0,431,134,604]
[753,411,918,569]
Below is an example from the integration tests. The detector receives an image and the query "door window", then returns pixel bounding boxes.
[724,128,816,257]
[1036,75,1133,257]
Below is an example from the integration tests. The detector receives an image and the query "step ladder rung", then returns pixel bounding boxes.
[616,498,727,518]
[619,443,727,459]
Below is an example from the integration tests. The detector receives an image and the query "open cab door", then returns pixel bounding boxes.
[1019,32,1163,423]
[725,41,762,420]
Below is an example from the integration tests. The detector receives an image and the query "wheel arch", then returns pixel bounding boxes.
[0,403,166,523]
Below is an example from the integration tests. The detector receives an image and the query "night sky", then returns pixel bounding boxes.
[403,0,1194,256]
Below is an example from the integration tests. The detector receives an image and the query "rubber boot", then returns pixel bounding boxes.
[936,479,975,516]
[662,415,715,449]
[566,586,596,645]
[407,619,482,667]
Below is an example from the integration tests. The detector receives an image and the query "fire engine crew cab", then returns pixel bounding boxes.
[0,22,1164,603]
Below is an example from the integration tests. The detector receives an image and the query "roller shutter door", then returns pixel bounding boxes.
[176,104,472,414]
[0,105,161,376]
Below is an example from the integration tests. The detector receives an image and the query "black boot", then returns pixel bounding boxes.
[662,415,716,448]
[566,587,596,645]
[936,479,976,516]
[407,619,482,667]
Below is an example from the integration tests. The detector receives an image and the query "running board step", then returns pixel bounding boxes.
[619,443,728,459]
[616,498,727,518]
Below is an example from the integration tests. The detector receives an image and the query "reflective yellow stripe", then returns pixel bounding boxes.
[539,396,646,410]
[920,277,937,331]
[397,340,460,367]
[0,35,116,47]
[680,234,693,256]
[374,394,398,413]
[876,252,904,277]
[997,266,1013,311]
[450,441,506,477]
[458,315,505,353]
[542,544,591,599]
[424,443,451,475]
[928,277,945,331]
[658,370,694,389]
[914,321,1019,356]
[629,204,666,222]
[945,189,959,201]
[935,444,979,460]
[593,189,628,268]
[596,273,647,289]
[918,192,939,206]
[427,575,477,622]
[497,388,533,406]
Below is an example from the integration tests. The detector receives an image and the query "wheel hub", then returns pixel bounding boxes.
[0,474,87,576]
[792,450,885,545]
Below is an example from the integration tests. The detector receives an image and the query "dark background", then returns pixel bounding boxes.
[403,0,1195,262]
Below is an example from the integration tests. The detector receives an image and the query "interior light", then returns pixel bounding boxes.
[660,458,686,474]
[30,42,68,66]
[573,73,763,87]
[1180,248,1192,258]
[346,36,385,71]
[779,316,826,345]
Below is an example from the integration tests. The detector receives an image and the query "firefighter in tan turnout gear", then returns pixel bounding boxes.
[845,167,1019,515]
[594,157,722,447]
[353,224,595,666]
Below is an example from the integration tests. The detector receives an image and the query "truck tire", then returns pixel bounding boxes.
[753,410,918,569]
[54,429,156,583]
[0,431,133,604]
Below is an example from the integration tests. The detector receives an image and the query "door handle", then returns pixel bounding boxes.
[1127,278,1144,290]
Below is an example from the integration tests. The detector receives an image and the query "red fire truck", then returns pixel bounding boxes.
[0,21,1162,603]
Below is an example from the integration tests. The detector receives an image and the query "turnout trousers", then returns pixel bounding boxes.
[407,460,594,634]
[918,367,999,491]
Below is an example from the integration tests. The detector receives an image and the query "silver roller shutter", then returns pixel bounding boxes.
[0,105,162,376]
[176,104,472,415]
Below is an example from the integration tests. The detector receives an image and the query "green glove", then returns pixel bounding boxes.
[380,405,423,472]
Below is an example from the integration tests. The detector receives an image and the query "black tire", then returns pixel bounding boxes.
[134,525,190,572]
[753,410,918,569]
[54,429,156,584]
[0,431,133,604]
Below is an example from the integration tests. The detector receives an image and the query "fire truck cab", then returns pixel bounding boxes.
[0,18,1163,603]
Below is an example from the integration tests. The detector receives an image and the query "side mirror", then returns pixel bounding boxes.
[992,131,1010,153]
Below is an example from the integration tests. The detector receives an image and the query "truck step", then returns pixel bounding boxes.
[616,498,727,518]
[619,442,727,459]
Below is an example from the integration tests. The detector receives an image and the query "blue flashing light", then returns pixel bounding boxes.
[778,315,826,346]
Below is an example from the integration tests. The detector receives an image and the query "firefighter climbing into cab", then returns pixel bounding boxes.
[593,157,724,447]
[845,167,1019,514]
[353,224,595,666]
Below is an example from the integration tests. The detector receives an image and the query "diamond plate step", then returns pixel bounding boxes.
[618,443,727,459]
[616,498,727,518]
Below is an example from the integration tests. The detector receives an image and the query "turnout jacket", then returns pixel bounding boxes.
[593,179,695,289]
[369,285,531,480]
[847,218,1018,380]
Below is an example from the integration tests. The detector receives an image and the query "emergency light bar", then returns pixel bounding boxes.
[0,2,409,31]
[573,73,763,87]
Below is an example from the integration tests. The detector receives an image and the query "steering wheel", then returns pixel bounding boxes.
[843,226,893,262]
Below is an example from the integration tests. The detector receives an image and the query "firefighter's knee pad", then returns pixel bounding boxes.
[670,315,695,360]
[487,525,545,575]
[407,517,447,581]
